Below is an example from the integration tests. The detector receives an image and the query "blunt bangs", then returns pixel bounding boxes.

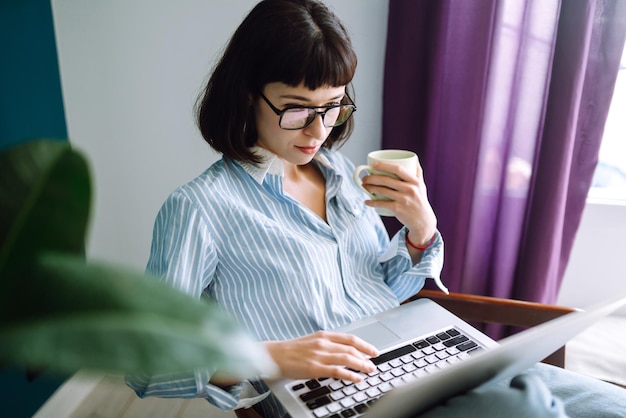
[268,31,357,90]
[249,1,357,91]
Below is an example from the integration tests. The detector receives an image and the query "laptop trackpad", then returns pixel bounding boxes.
[347,321,401,349]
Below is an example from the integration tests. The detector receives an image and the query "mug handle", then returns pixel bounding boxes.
[353,165,375,198]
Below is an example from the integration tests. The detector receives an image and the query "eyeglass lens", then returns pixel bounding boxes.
[280,105,353,129]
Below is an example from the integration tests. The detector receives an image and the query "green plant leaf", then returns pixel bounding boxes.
[0,253,276,377]
[0,139,90,310]
[0,139,276,378]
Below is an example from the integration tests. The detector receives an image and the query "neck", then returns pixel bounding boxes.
[282,160,327,222]
[282,161,310,182]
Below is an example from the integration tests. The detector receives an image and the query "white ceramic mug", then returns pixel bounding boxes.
[353,149,418,217]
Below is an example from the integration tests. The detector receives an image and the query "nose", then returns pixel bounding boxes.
[303,112,328,138]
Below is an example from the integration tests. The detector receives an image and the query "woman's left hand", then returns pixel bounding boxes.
[361,160,437,251]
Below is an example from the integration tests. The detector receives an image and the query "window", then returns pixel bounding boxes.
[588,43,626,202]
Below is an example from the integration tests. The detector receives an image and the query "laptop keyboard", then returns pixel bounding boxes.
[289,328,483,417]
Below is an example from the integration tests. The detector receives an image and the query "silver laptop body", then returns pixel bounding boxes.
[265,294,626,418]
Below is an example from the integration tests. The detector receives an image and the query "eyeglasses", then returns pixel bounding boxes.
[260,93,356,130]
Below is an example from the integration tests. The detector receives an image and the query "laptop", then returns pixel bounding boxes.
[265,294,626,418]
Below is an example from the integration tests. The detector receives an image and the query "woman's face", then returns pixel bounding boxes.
[254,82,346,167]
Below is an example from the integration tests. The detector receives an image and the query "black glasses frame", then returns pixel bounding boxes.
[259,93,357,130]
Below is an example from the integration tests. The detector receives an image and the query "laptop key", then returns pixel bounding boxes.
[443,335,469,347]
[414,358,428,368]
[301,386,330,402]
[468,346,484,355]
[306,395,332,410]
[329,380,344,391]
[446,328,461,336]
[306,379,321,389]
[331,391,346,401]
[343,385,358,396]
[340,397,356,408]
[422,346,435,355]
[457,341,478,351]
[314,407,331,417]
[379,382,393,392]
[413,340,430,349]
[355,403,369,413]
[426,336,440,344]
[327,403,342,413]
[389,359,402,368]
[366,387,381,398]
[433,342,446,351]
[368,398,379,407]
[379,371,394,382]
[366,376,382,386]
[354,392,368,403]
[371,344,416,365]
[378,362,392,372]
[436,332,451,340]
[447,347,460,355]
[355,381,369,391]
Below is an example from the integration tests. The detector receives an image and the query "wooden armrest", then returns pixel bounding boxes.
[403,289,578,368]
[404,289,578,328]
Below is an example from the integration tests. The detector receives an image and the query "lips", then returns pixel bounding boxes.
[296,145,319,155]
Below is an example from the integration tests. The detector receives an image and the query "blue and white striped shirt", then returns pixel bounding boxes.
[127,148,444,414]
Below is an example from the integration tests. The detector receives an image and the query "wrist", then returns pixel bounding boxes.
[259,341,283,379]
[406,231,435,251]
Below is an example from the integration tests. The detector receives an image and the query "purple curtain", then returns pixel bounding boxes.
[383,0,626,314]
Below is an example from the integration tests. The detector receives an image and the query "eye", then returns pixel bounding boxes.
[282,104,306,111]
[283,108,309,116]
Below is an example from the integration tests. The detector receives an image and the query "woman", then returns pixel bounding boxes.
[127,1,625,417]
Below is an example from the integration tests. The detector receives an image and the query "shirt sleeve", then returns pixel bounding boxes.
[378,225,445,303]
[327,150,446,302]
[145,190,216,297]
[125,190,269,410]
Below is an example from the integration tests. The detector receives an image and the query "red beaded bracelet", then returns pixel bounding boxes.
[406,231,435,251]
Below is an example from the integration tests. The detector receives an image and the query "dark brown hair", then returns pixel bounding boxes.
[195,0,357,164]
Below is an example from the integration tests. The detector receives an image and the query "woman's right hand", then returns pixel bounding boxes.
[262,331,380,383]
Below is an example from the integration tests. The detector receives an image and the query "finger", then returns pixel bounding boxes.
[362,177,426,209]
[371,161,423,181]
[365,185,423,206]
[311,363,367,383]
[318,350,377,375]
[362,171,421,193]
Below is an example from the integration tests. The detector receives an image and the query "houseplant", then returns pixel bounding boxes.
[0,138,274,377]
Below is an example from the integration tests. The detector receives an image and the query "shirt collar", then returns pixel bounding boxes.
[237,146,333,184]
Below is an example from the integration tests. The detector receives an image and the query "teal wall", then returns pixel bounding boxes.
[1,0,69,416]
[0,0,67,150]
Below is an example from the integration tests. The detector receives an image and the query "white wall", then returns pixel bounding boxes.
[52,0,389,270]
[558,202,626,315]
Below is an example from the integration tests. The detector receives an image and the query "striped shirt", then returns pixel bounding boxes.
[126,147,444,415]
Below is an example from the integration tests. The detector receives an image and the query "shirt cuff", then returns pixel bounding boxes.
[234,380,272,409]
[196,370,271,411]
[394,228,447,294]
